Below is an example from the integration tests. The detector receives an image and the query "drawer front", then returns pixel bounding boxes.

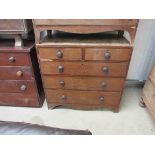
[0,19,24,31]
[0,80,36,93]
[143,79,155,109]
[46,89,121,106]
[0,66,33,80]
[85,48,132,61]
[0,53,30,66]
[0,93,39,107]
[43,76,125,91]
[38,48,82,60]
[40,61,128,77]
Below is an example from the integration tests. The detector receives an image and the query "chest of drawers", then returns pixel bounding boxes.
[0,40,44,107]
[33,19,138,112]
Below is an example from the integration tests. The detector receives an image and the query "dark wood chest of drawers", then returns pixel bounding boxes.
[0,40,44,107]
[33,19,138,112]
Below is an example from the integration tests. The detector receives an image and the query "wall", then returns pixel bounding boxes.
[127,19,155,81]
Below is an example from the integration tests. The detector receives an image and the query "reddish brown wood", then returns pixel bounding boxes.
[43,76,125,91]
[85,48,132,61]
[38,47,82,60]
[40,61,128,77]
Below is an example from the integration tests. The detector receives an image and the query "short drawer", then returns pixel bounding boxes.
[0,66,33,80]
[85,48,132,61]
[0,80,36,93]
[0,93,39,107]
[46,89,121,106]
[40,61,128,77]
[43,76,125,91]
[38,47,82,60]
[0,52,30,66]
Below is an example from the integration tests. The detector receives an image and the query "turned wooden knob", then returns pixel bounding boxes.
[20,85,27,91]
[9,57,16,63]
[104,51,111,60]
[16,70,23,77]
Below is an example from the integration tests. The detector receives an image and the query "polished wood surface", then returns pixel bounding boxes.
[40,61,128,77]
[46,89,121,106]
[38,47,82,60]
[85,48,132,61]
[43,76,125,91]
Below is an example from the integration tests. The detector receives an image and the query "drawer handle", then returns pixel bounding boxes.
[102,67,109,74]
[57,50,63,58]
[104,51,111,60]
[99,96,104,102]
[9,57,16,63]
[57,65,64,73]
[20,85,27,91]
[59,80,65,86]
[101,82,107,88]
[60,95,67,100]
[16,70,23,77]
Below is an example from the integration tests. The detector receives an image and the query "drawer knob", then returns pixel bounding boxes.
[59,80,65,86]
[57,50,63,58]
[9,57,16,62]
[20,85,27,91]
[104,51,111,60]
[101,82,107,88]
[57,65,64,73]
[102,67,109,74]
[99,96,104,102]
[16,70,23,77]
[60,95,67,100]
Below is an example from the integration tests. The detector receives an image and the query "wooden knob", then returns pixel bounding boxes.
[59,80,65,86]
[101,82,107,88]
[16,70,23,77]
[104,51,111,60]
[57,65,64,73]
[57,50,63,58]
[99,96,104,102]
[60,95,67,100]
[20,85,27,91]
[9,57,16,63]
[102,67,109,74]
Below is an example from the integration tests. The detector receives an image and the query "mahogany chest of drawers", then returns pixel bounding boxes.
[0,40,44,107]
[33,19,138,112]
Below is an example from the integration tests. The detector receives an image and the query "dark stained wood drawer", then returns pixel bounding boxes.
[43,76,125,91]
[0,66,33,80]
[46,89,121,106]
[0,80,36,93]
[0,93,39,107]
[85,48,132,61]
[0,52,30,66]
[40,61,128,77]
[38,47,82,60]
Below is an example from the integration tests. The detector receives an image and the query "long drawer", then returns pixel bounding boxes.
[0,80,36,93]
[0,52,30,66]
[0,93,39,107]
[43,76,125,91]
[85,48,132,61]
[40,61,128,77]
[0,66,33,80]
[46,89,121,106]
[38,47,82,60]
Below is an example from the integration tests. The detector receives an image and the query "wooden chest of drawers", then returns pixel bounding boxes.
[141,64,155,120]
[33,19,138,112]
[0,40,44,107]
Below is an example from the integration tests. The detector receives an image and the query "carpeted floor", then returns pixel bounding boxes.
[0,87,155,134]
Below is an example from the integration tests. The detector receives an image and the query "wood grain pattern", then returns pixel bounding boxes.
[85,48,132,61]
[46,89,121,106]
[0,93,39,107]
[0,80,36,93]
[0,52,30,66]
[43,76,125,91]
[38,47,82,60]
[40,61,128,77]
[0,66,33,80]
